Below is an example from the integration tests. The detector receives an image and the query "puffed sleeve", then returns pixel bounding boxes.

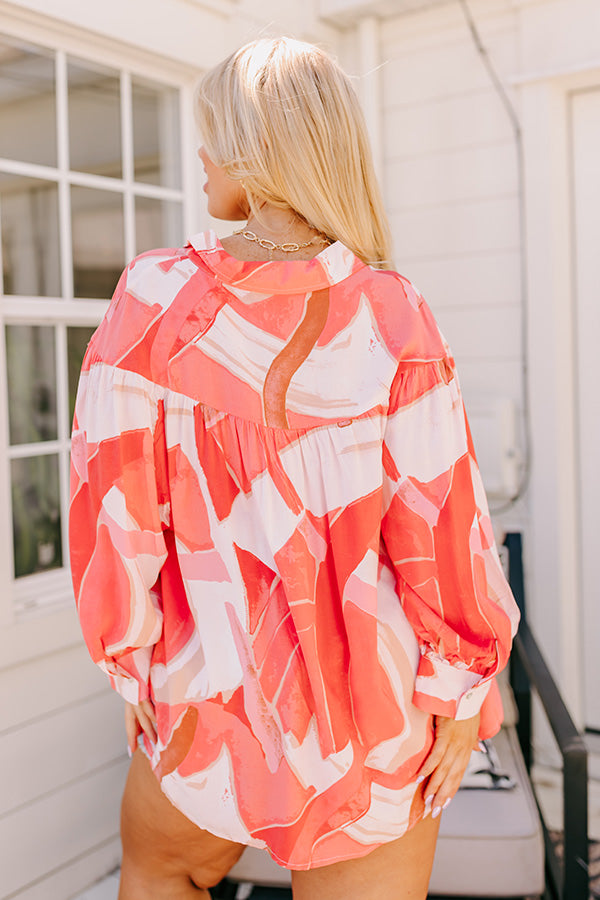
[69,264,169,705]
[381,350,520,725]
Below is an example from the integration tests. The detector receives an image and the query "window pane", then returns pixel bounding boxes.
[68,58,121,178]
[6,325,57,445]
[135,196,183,254]
[0,37,57,167]
[11,454,62,578]
[71,185,124,298]
[132,77,181,188]
[67,325,96,423]
[0,173,61,296]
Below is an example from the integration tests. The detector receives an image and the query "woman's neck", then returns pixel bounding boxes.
[221,203,330,262]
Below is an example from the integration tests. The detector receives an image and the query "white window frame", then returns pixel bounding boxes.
[0,7,204,667]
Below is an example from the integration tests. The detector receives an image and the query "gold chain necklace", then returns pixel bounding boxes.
[233,228,330,257]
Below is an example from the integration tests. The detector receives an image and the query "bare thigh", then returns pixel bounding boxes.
[291,813,441,900]
[119,749,245,900]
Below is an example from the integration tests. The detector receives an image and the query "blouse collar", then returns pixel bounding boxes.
[188,229,366,293]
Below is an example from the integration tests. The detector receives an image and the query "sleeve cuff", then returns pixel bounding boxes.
[412,651,492,720]
[98,656,151,705]
[454,679,491,718]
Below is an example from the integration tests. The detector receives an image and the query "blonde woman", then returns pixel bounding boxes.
[70,37,520,900]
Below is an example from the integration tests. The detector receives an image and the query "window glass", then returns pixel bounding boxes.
[0,37,185,601]
[67,325,96,423]
[11,454,62,578]
[68,58,121,178]
[6,325,57,445]
[132,76,181,188]
[0,36,57,167]
[135,196,183,254]
[0,173,61,296]
[71,185,125,298]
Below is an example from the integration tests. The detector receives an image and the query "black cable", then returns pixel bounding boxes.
[457,0,532,514]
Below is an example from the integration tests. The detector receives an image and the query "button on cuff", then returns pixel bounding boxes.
[455,680,491,719]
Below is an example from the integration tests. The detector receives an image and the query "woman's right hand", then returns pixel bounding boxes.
[125,699,157,756]
[416,712,480,817]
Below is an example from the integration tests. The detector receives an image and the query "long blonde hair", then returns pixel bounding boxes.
[195,37,392,269]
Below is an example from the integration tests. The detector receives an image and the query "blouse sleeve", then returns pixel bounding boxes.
[69,266,169,705]
[381,353,520,722]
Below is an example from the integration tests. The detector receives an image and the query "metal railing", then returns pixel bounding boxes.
[504,532,589,900]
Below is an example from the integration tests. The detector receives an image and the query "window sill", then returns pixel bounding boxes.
[13,567,75,616]
[0,570,82,671]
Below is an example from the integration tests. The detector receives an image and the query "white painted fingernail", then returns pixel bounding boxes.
[127,745,132,759]
[442,798,451,810]
[432,806,441,819]
[416,775,425,784]
[424,794,434,807]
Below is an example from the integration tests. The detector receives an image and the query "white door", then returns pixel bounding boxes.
[571,87,600,731]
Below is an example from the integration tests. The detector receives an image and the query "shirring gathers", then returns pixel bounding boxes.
[69,230,520,870]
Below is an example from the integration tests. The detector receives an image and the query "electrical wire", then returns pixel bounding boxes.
[457,0,532,514]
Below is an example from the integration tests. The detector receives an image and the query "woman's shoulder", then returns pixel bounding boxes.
[85,243,217,375]
[354,265,448,365]
[123,243,213,302]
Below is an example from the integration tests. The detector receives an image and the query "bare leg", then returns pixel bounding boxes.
[118,750,245,900]
[291,813,441,900]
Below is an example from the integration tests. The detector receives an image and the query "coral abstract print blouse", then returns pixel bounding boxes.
[70,231,520,869]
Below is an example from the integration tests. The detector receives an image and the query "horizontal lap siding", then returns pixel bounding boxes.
[0,645,110,733]
[1,761,127,898]
[383,88,516,157]
[0,646,126,899]
[399,250,520,310]
[390,196,519,260]
[381,3,522,415]
[387,142,517,209]
[381,8,517,106]
[6,840,121,900]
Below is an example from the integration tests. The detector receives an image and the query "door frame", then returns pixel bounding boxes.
[518,62,600,728]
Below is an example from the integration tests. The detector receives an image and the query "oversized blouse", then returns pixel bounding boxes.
[69,230,520,870]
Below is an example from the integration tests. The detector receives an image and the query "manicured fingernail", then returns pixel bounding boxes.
[127,745,132,759]
[424,794,434,808]
[432,806,442,819]
[442,798,451,810]
[416,775,425,784]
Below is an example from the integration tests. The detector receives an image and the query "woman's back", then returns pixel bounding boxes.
[70,229,518,869]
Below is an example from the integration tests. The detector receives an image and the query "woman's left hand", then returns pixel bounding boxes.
[416,712,480,818]
[124,699,157,757]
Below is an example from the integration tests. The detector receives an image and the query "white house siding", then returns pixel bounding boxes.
[0,647,126,900]
[379,2,523,469]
